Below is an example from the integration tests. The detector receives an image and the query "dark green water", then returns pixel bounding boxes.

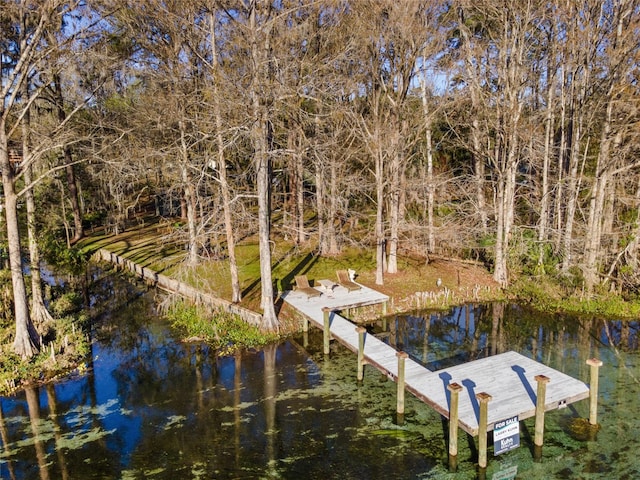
[1,291,639,479]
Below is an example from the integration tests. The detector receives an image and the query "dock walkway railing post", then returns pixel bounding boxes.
[534,374,550,460]
[356,327,366,382]
[476,392,492,469]
[396,351,408,420]
[322,308,331,355]
[586,358,603,426]
[447,382,463,471]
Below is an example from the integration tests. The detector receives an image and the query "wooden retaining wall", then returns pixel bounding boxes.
[95,249,263,326]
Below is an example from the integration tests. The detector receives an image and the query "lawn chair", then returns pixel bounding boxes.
[294,275,322,299]
[336,269,361,292]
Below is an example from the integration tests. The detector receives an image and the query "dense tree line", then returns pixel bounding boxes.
[1,0,639,357]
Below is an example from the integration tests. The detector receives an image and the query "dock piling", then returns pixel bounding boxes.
[322,308,331,355]
[586,358,603,425]
[356,327,366,382]
[447,382,463,469]
[302,316,309,347]
[476,392,492,469]
[396,351,408,416]
[534,374,550,455]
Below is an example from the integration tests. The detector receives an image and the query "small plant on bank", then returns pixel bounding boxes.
[50,292,83,317]
[509,275,640,319]
[0,313,91,396]
[166,300,279,351]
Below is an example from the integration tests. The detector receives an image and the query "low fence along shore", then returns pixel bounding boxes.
[95,249,262,326]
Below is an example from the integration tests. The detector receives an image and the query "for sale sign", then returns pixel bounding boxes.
[493,416,520,455]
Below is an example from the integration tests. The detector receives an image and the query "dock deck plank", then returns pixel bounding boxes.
[282,289,590,436]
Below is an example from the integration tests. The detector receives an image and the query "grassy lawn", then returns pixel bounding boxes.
[78,218,503,316]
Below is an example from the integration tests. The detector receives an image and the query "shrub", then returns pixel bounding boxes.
[166,300,278,350]
[0,313,90,395]
[50,292,83,317]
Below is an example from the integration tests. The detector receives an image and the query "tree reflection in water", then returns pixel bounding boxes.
[0,290,639,479]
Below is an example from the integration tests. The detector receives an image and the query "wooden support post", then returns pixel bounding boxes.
[396,351,408,415]
[476,392,492,469]
[382,300,387,316]
[586,358,603,425]
[447,383,463,459]
[322,308,331,355]
[356,327,366,382]
[302,315,309,348]
[534,375,550,450]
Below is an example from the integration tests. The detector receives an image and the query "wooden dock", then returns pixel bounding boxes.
[413,350,590,435]
[282,284,592,438]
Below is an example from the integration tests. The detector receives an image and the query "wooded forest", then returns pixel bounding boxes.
[1,1,640,358]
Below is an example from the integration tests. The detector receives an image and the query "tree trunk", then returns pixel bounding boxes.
[554,67,567,251]
[560,109,586,273]
[493,170,508,286]
[584,100,618,291]
[22,82,53,327]
[327,156,340,255]
[315,158,327,255]
[1,124,39,358]
[210,12,241,302]
[386,118,400,274]
[375,147,385,285]
[288,125,307,246]
[420,75,436,254]
[295,145,305,245]
[583,3,629,291]
[491,4,526,288]
[458,7,488,233]
[374,127,385,286]
[52,75,84,243]
[255,119,277,327]
[179,120,199,266]
[250,3,277,330]
[64,161,84,243]
[537,65,556,272]
[560,8,591,274]
[25,164,53,328]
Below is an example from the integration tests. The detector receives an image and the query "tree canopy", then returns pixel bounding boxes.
[2,0,640,355]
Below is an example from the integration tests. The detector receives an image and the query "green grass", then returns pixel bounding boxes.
[166,300,278,352]
[509,276,640,319]
[77,219,504,314]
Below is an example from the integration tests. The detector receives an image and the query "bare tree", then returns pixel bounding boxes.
[1,1,107,358]
[582,0,640,290]
[208,10,242,303]
[22,80,53,328]
[344,1,438,283]
[1,1,52,358]
[452,1,543,286]
[248,1,278,328]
